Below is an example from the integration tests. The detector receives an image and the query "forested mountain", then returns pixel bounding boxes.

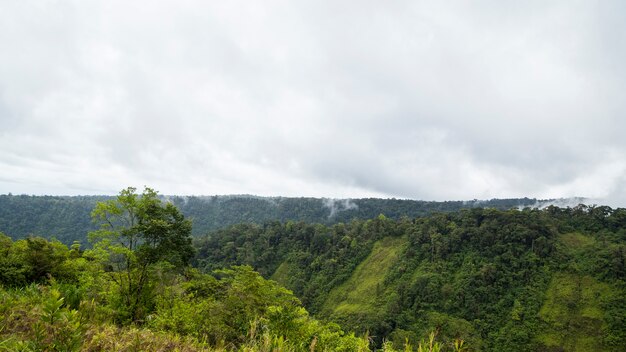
[0,195,105,244]
[0,189,379,351]
[0,187,475,352]
[194,205,626,351]
[1,188,624,351]
[0,193,570,244]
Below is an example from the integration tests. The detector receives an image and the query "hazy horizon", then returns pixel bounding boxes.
[0,191,592,207]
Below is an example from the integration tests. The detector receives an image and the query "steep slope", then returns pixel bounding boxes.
[531,232,626,351]
[321,236,407,317]
[195,206,626,351]
[537,273,612,351]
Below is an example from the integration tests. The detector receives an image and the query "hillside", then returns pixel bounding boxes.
[194,205,626,351]
[0,194,560,244]
[1,189,624,351]
[0,189,379,352]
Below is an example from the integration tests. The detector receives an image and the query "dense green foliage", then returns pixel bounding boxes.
[170,196,545,235]
[2,189,624,351]
[88,187,196,322]
[0,246,373,351]
[0,242,453,352]
[1,189,463,351]
[194,218,393,312]
[0,193,549,244]
[0,195,103,244]
[195,205,626,351]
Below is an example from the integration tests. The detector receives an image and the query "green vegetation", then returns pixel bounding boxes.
[322,236,407,316]
[537,273,610,351]
[196,206,626,351]
[88,186,196,323]
[1,189,625,351]
[0,195,102,244]
[0,193,547,245]
[0,267,375,351]
[1,188,464,351]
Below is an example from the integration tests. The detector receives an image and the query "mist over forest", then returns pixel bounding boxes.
[0,193,579,244]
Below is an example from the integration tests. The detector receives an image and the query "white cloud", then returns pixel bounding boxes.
[0,0,624,205]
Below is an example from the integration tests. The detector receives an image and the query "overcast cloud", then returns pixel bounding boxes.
[0,0,625,205]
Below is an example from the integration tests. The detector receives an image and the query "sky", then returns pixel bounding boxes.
[0,1,625,206]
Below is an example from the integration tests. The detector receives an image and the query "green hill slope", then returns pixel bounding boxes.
[537,272,612,351]
[196,206,626,351]
[531,232,626,351]
[322,236,407,317]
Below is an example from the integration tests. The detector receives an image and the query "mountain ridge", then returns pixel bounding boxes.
[0,194,587,244]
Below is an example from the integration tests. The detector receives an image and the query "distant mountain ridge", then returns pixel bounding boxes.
[0,194,586,244]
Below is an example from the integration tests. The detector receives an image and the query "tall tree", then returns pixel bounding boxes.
[89,186,194,322]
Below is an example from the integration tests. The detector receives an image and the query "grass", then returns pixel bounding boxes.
[536,272,612,352]
[533,231,623,351]
[321,236,407,315]
[270,261,291,286]
[559,233,596,250]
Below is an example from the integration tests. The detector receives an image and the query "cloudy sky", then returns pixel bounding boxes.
[0,1,625,205]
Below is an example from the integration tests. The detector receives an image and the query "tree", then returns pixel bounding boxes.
[88,186,194,322]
